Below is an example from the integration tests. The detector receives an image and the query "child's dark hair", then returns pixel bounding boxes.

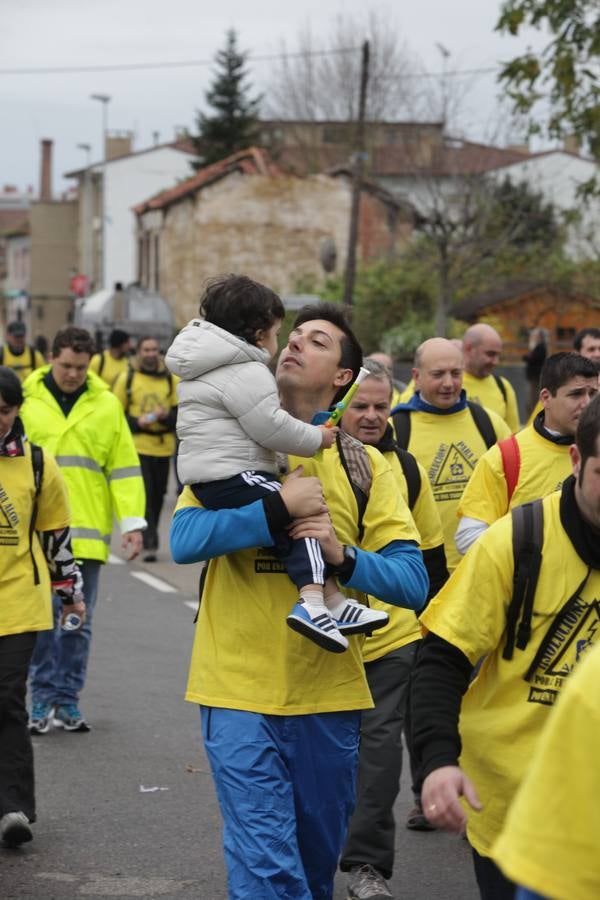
[0,366,23,406]
[199,275,285,345]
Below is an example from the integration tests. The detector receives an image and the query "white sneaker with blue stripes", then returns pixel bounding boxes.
[286,599,349,653]
[327,598,389,636]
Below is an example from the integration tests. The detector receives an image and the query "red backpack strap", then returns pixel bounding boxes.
[498,434,521,504]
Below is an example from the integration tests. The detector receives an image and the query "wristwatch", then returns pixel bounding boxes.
[332,544,357,582]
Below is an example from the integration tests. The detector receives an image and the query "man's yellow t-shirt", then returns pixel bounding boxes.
[1,344,45,382]
[421,490,600,857]
[182,443,420,715]
[462,371,520,433]
[458,424,572,526]
[401,405,510,570]
[89,350,129,389]
[0,446,71,635]
[364,449,443,663]
[492,641,600,900]
[113,365,179,457]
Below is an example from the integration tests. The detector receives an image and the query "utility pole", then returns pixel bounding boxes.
[342,40,370,311]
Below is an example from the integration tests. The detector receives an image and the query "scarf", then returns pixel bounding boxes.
[559,474,600,570]
[533,411,574,446]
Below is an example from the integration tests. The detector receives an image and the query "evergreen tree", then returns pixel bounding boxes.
[191,30,262,169]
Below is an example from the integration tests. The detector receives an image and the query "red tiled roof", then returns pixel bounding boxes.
[133,147,282,214]
[454,281,600,319]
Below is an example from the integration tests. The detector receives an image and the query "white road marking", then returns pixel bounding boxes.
[184,601,197,611]
[131,571,177,593]
[108,553,125,565]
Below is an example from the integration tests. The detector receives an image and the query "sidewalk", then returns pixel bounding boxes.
[110,475,201,599]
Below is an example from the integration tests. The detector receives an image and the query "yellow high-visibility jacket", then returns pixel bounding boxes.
[21,367,146,562]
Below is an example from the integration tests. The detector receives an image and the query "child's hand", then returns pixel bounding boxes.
[318,425,338,449]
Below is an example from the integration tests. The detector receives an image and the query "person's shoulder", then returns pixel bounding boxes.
[483,406,511,439]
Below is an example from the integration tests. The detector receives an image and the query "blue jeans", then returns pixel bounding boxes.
[200,706,361,900]
[29,560,101,707]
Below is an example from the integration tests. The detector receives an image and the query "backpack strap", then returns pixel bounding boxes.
[467,401,497,449]
[493,373,507,403]
[125,364,135,413]
[0,346,3,364]
[336,431,372,542]
[29,345,35,371]
[28,443,45,586]
[395,447,421,511]
[391,409,411,449]
[503,499,544,661]
[498,434,521,504]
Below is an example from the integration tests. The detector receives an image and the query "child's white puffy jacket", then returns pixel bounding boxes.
[165,320,322,483]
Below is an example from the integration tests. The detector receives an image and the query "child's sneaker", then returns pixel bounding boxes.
[286,599,349,653]
[327,597,389,636]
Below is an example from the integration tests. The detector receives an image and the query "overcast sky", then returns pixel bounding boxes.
[1,0,548,195]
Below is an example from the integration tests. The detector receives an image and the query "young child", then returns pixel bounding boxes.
[166,274,388,652]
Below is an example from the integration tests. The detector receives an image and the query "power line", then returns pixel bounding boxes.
[0,46,500,80]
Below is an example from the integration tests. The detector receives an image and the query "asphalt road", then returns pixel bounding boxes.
[1,486,479,900]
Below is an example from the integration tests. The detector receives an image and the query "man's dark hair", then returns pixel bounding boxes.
[200,274,285,346]
[0,365,24,406]
[573,327,600,352]
[575,393,600,483]
[540,352,597,396]
[136,334,159,351]
[51,326,95,358]
[109,328,130,349]
[292,303,363,405]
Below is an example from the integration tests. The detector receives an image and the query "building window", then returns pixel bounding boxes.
[556,326,576,342]
[153,234,160,292]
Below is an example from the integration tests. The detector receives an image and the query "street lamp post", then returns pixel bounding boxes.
[90,93,111,289]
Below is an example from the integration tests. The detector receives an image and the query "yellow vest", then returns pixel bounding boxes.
[179,443,420,715]
[422,490,600,856]
[0,444,70,634]
[21,367,145,562]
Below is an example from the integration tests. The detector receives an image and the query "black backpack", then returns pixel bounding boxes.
[503,499,544,661]
[392,402,498,452]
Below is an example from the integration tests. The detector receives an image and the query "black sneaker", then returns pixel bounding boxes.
[406,798,436,831]
[0,812,33,847]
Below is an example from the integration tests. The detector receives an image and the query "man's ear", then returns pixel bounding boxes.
[334,367,354,389]
[411,367,419,386]
[539,387,550,409]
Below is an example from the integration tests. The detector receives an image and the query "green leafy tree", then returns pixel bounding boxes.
[191,30,262,168]
[496,1,600,192]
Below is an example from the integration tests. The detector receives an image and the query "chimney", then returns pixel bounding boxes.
[563,134,581,155]
[105,130,133,161]
[40,138,53,201]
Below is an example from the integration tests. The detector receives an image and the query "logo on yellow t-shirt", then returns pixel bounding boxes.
[429,441,477,502]
[0,482,18,545]
[525,596,600,706]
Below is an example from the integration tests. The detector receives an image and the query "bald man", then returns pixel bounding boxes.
[462,324,520,432]
[391,338,510,570]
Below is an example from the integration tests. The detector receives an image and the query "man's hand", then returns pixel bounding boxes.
[287,511,344,566]
[122,530,143,560]
[421,765,482,833]
[59,600,86,630]
[280,466,328,518]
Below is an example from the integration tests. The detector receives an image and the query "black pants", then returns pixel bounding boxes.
[472,848,516,900]
[0,631,37,822]
[192,471,326,590]
[339,642,418,880]
[139,455,170,551]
